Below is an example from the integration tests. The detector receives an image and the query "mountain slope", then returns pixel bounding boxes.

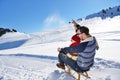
[0,16,120,61]
[86,5,120,19]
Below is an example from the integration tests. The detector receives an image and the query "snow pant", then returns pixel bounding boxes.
[58,52,88,72]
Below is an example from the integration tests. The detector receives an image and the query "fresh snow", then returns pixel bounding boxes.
[0,56,120,80]
[85,5,120,19]
[0,16,120,80]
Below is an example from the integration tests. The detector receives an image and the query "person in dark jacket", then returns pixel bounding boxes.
[56,26,98,72]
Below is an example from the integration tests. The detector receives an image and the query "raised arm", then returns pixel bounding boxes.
[72,19,81,29]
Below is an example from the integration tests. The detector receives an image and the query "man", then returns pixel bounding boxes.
[56,26,97,72]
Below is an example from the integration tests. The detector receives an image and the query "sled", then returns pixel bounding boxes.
[57,71,77,80]
[66,65,91,80]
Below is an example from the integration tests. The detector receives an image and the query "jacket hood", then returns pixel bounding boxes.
[81,36,94,43]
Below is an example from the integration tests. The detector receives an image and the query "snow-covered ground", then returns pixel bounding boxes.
[0,56,120,80]
[0,16,120,80]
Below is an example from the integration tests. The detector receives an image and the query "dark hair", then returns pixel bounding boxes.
[79,26,89,35]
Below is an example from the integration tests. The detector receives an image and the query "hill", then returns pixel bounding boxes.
[85,5,120,19]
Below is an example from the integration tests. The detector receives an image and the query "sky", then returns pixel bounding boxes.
[0,0,120,33]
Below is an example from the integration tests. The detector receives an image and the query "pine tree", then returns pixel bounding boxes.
[117,8,120,12]
[12,29,17,32]
[102,9,106,14]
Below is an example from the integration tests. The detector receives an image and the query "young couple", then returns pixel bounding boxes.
[56,20,99,72]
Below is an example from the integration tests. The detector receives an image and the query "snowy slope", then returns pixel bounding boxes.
[86,5,120,19]
[0,16,120,61]
[0,15,120,79]
[0,55,120,80]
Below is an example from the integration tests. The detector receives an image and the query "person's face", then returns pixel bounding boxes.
[71,39,76,43]
[76,29,81,34]
[76,30,81,38]
[78,33,83,40]
[76,30,84,40]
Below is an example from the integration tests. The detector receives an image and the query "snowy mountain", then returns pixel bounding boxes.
[0,28,17,37]
[86,5,120,19]
[0,6,120,80]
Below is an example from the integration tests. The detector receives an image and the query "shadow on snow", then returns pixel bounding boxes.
[0,53,120,69]
[0,39,28,50]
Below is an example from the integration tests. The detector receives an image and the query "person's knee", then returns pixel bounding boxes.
[59,53,67,59]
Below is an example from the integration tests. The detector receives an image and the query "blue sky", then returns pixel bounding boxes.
[0,0,119,33]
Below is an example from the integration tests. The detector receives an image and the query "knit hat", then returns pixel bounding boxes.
[71,34,80,43]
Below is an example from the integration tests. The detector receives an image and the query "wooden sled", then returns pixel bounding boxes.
[66,65,91,80]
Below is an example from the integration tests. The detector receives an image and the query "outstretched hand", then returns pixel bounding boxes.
[72,19,76,23]
[71,19,78,28]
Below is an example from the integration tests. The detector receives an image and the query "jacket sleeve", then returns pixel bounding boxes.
[61,42,88,53]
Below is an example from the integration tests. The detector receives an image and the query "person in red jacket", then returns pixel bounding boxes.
[70,34,81,47]
[66,20,81,60]
[66,34,81,60]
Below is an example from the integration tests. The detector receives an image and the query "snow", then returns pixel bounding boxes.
[0,15,120,80]
[85,5,120,19]
[0,56,120,80]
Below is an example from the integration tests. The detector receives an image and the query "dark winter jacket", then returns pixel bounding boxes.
[61,36,97,70]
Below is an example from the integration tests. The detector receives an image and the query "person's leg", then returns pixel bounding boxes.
[57,52,77,71]
[58,52,67,66]
[57,53,89,73]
